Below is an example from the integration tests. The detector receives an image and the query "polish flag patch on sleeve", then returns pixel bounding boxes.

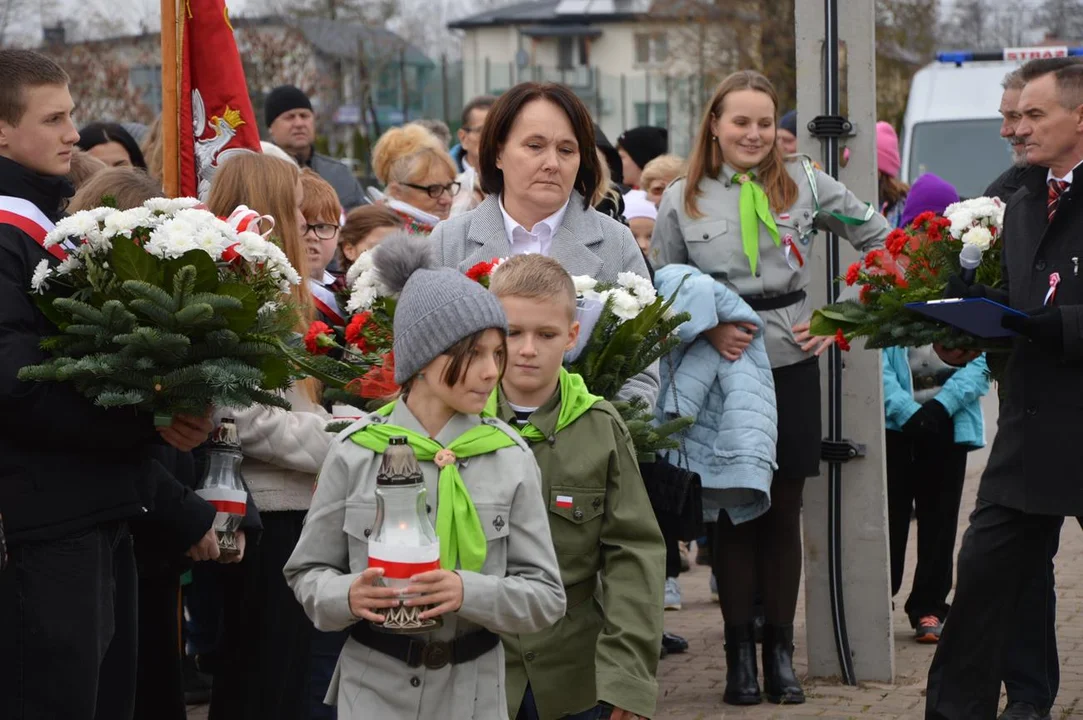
[555,495,574,509]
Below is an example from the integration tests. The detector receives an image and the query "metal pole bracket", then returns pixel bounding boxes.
[808,115,855,139]
[820,439,866,464]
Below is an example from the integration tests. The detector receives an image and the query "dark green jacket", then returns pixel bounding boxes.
[497,386,665,719]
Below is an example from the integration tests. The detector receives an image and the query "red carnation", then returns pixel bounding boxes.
[845,261,861,286]
[865,249,886,269]
[911,211,937,228]
[304,321,334,355]
[886,229,909,257]
[345,311,372,347]
[859,285,873,305]
[835,329,851,352]
[466,260,495,284]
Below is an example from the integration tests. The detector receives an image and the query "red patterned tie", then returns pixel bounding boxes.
[1048,179,1069,223]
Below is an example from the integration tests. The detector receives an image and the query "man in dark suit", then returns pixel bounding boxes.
[985,59,1083,720]
[925,59,1083,720]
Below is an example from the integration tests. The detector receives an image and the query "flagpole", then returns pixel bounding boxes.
[161,0,180,198]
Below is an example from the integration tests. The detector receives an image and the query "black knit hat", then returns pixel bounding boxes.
[617,126,668,171]
[265,85,313,127]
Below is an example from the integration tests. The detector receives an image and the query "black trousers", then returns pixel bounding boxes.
[0,522,138,720]
[656,511,684,578]
[209,510,314,720]
[133,573,186,720]
[925,500,1066,719]
[885,430,968,625]
[1001,517,1081,712]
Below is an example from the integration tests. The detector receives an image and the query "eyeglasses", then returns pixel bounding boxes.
[302,223,340,240]
[461,126,481,135]
[403,181,461,199]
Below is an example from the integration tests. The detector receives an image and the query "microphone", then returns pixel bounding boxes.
[959,243,983,285]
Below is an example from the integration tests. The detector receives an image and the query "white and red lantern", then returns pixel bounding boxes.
[369,437,441,634]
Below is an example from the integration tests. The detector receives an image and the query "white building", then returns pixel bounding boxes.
[449,0,742,156]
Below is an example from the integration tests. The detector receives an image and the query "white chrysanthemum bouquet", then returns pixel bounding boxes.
[20,199,302,424]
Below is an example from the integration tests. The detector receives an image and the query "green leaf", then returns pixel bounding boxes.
[809,309,846,337]
[217,283,259,333]
[260,354,292,389]
[110,236,160,285]
[164,250,218,295]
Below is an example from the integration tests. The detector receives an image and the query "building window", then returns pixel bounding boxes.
[634,32,668,66]
[634,102,668,129]
[129,65,162,111]
[558,37,575,70]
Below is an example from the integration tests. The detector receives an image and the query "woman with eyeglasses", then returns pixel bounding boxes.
[369,124,460,234]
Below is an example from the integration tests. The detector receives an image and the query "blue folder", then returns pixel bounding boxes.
[905,298,1026,338]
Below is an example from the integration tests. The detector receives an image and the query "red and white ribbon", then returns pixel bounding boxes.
[1044,272,1061,306]
[224,205,275,238]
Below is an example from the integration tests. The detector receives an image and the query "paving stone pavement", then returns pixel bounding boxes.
[656,466,1083,720]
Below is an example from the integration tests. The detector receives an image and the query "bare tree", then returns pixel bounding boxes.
[1036,0,1083,40]
[42,41,154,123]
[876,0,939,127]
[0,0,36,47]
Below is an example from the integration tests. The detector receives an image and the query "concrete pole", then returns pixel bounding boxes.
[795,0,895,683]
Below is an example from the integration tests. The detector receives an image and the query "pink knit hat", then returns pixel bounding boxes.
[876,121,901,178]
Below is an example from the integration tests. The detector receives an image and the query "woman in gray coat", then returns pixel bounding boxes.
[429,81,658,407]
[650,70,889,707]
[284,235,565,719]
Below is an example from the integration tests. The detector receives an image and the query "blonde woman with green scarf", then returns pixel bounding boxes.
[284,233,565,719]
[649,70,889,706]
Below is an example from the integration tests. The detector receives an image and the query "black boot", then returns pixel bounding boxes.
[762,624,805,704]
[723,623,762,705]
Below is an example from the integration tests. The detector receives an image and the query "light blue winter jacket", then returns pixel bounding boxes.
[881,346,988,449]
[655,264,778,525]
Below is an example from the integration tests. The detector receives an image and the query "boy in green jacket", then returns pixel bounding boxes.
[489,254,665,720]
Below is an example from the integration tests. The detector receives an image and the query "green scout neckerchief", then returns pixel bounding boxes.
[734,171,780,277]
[350,402,516,572]
[735,161,876,276]
[485,368,602,441]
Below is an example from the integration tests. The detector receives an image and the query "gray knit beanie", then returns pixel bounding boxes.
[373,233,507,383]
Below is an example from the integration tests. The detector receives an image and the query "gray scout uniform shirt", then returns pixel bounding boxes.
[650,156,890,367]
[283,402,566,719]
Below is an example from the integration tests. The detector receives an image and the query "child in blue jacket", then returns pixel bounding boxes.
[882,174,991,644]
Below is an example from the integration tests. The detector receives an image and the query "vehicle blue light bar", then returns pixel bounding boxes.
[937,47,1083,64]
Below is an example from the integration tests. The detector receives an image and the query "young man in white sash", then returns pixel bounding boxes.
[0,50,213,720]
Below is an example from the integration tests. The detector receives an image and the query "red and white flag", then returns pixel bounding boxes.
[177,0,262,198]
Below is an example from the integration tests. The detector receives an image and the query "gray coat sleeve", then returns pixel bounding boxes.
[812,169,890,253]
[456,451,566,635]
[283,442,359,632]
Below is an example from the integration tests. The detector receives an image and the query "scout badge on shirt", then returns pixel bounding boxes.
[555,495,574,509]
[1044,272,1061,306]
[783,233,805,271]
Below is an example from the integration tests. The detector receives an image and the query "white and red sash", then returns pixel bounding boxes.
[309,274,345,326]
[0,195,66,260]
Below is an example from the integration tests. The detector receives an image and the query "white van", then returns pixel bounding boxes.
[900,46,1082,199]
